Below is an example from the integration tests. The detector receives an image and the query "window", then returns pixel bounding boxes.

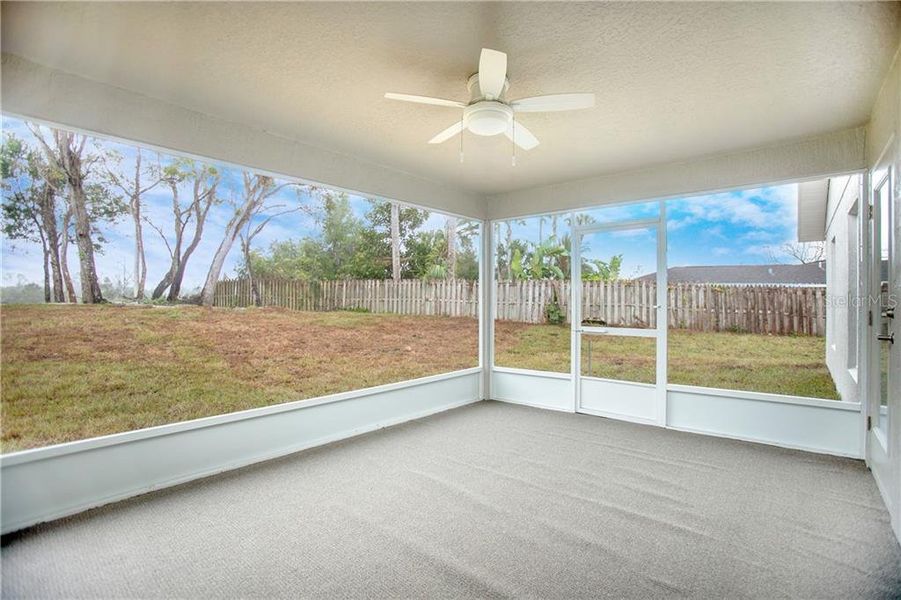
[493,214,570,374]
[666,185,839,399]
[873,174,893,439]
[0,115,479,451]
[847,201,859,370]
[829,235,837,351]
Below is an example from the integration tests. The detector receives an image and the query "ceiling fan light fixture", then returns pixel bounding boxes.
[384,47,595,155]
[464,102,512,136]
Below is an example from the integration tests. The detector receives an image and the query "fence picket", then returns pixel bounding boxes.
[210,278,826,335]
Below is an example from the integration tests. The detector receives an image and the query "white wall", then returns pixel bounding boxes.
[491,369,572,412]
[1,370,481,534]
[490,371,862,457]
[824,174,863,403]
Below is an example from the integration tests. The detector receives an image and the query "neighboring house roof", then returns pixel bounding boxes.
[636,261,826,285]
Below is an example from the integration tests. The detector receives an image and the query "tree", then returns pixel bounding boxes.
[365,200,429,279]
[58,208,77,302]
[200,172,299,306]
[28,123,115,303]
[147,159,220,301]
[1,135,65,302]
[511,237,568,281]
[105,148,163,300]
[239,192,372,281]
[770,241,825,265]
[583,254,623,281]
[445,216,458,278]
[239,200,306,306]
[405,230,446,280]
[390,201,401,282]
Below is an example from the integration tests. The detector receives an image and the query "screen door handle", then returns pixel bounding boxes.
[877,332,894,344]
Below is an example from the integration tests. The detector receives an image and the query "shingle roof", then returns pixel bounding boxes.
[636,261,826,285]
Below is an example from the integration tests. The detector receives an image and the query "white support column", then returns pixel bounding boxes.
[570,212,581,413]
[857,172,870,460]
[480,219,494,401]
[656,200,669,426]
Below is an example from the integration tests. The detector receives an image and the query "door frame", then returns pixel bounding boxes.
[570,201,668,424]
[864,137,899,541]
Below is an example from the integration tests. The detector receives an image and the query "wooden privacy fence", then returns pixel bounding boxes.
[214,278,481,317]
[214,278,827,335]
[496,280,827,335]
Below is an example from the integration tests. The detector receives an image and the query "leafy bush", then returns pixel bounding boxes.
[545,288,566,325]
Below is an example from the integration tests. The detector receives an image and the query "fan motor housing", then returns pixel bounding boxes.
[464,101,513,136]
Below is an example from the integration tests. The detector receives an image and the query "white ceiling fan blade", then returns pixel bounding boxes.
[384,93,466,108]
[510,93,596,113]
[505,120,539,150]
[478,48,507,100]
[428,121,465,144]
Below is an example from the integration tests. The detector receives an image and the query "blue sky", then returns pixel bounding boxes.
[1,116,448,292]
[501,185,799,279]
[2,115,799,289]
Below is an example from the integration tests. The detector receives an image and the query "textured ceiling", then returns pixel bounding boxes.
[2,2,899,196]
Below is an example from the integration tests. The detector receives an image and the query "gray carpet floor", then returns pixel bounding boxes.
[2,401,900,599]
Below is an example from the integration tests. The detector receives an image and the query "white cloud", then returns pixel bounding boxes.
[669,185,797,229]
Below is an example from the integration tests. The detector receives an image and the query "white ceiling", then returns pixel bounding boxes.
[2,2,899,196]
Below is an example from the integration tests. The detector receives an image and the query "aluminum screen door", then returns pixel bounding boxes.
[571,207,667,424]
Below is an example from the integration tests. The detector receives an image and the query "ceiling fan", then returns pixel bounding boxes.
[385,48,595,158]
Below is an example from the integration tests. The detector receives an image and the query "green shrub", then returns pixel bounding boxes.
[545,288,565,325]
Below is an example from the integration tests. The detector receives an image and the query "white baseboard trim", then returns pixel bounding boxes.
[2,374,481,534]
[493,396,573,413]
[665,424,861,459]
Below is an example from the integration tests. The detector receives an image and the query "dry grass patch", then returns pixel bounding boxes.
[495,322,840,399]
[1,305,478,451]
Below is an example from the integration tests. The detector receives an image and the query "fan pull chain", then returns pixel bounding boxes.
[459,114,465,163]
[511,114,517,167]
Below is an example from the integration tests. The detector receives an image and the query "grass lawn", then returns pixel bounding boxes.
[495,322,840,400]
[1,305,840,452]
[1,305,478,452]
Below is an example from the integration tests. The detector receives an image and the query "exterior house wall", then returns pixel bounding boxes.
[824,174,862,403]
[865,40,901,544]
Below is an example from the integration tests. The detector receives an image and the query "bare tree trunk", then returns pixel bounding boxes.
[166,256,187,301]
[168,220,206,302]
[149,170,217,302]
[40,237,51,303]
[167,233,200,301]
[132,150,147,300]
[200,173,287,307]
[201,217,245,307]
[167,194,213,301]
[390,202,401,282]
[445,217,458,279]
[39,184,65,302]
[31,127,103,303]
[152,259,178,300]
[551,215,558,240]
[70,182,104,303]
[240,236,261,306]
[60,209,77,303]
[152,182,184,300]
